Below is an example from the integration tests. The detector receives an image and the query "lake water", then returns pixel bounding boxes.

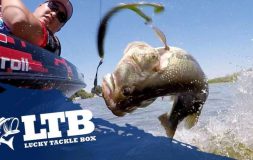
[77,71,253,160]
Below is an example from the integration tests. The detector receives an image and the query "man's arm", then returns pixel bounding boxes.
[1,0,44,45]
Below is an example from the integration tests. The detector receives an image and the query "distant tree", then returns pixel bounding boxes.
[208,73,239,84]
[70,89,94,100]
[91,85,102,96]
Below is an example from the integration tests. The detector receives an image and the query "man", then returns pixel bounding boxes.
[0,0,73,55]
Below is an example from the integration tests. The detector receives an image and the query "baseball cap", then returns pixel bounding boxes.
[48,0,73,21]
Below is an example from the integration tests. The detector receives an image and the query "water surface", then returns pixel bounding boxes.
[77,71,253,160]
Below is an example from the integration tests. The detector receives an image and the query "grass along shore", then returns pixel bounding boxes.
[208,73,239,84]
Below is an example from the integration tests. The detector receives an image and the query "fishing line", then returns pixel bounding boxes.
[91,0,103,97]
[91,58,103,97]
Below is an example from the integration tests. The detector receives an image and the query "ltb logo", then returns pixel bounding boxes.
[21,110,95,141]
[0,110,95,150]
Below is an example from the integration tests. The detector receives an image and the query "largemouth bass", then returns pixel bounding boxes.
[96,3,208,138]
[102,42,208,138]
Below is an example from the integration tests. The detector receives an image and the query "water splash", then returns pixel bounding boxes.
[174,71,253,160]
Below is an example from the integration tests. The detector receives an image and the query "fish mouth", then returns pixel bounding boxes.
[102,74,127,116]
[102,74,116,107]
[102,74,156,115]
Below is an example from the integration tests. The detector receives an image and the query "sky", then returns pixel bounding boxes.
[23,0,253,90]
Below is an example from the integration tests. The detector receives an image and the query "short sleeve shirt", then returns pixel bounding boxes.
[0,17,61,56]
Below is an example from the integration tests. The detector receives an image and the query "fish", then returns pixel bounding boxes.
[101,42,208,138]
[97,3,208,138]
[0,117,20,150]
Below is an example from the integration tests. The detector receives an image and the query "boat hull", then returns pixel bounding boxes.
[0,32,85,97]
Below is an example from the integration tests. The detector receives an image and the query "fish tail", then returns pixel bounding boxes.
[158,96,184,138]
[184,113,199,129]
[158,113,177,138]
[170,93,206,131]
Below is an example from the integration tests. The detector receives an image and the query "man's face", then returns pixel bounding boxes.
[33,1,67,33]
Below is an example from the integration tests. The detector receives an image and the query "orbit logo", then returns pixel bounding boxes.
[0,57,29,72]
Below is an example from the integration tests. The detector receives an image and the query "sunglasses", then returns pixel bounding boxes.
[47,1,67,23]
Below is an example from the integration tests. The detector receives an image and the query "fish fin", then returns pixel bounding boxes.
[111,110,126,117]
[139,98,156,108]
[184,113,199,129]
[170,96,177,102]
[158,113,176,138]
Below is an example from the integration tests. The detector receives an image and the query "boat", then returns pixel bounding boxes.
[0,31,86,97]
